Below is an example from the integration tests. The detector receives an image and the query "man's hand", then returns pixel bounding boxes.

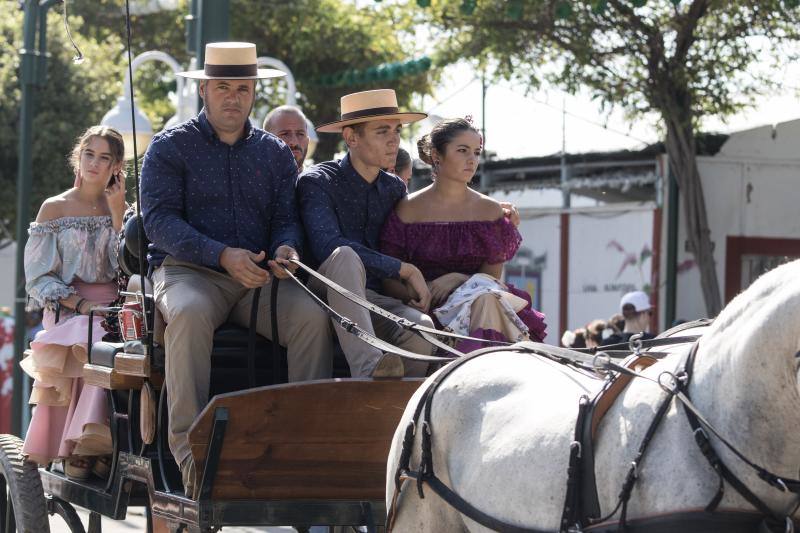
[268,245,300,280]
[219,247,270,288]
[399,262,431,313]
[500,201,520,227]
[429,272,469,308]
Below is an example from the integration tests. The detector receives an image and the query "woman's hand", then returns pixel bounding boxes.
[499,201,520,227]
[77,299,107,315]
[106,169,127,230]
[429,272,469,308]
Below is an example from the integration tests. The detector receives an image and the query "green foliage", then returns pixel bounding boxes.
[0,0,433,229]
[0,1,124,231]
[231,0,434,160]
[417,0,800,128]
[316,56,433,87]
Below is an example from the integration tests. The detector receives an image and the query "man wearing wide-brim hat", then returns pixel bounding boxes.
[297,89,435,379]
[140,42,334,499]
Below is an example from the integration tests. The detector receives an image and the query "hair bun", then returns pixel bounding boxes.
[417,135,433,165]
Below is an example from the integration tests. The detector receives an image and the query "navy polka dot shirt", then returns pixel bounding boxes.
[141,111,302,270]
[297,153,405,290]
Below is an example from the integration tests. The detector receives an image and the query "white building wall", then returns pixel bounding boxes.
[512,214,561,344]
[674,118,800,320]
[567,208,654,332]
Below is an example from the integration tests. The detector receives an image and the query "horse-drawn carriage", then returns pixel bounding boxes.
[0,214,429,533]
[4,221,800,533]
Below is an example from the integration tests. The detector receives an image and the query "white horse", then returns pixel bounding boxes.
[386,259,800,531]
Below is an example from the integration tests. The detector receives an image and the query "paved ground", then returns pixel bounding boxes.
[49,508,296,532]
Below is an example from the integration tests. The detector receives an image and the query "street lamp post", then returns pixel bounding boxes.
[12,0,62,437]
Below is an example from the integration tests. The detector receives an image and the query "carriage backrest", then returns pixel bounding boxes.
[187,378,424,500]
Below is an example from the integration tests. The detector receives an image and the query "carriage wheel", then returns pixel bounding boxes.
[0,434,50,532]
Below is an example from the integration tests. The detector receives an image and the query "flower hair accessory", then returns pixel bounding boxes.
[464,114,474,125]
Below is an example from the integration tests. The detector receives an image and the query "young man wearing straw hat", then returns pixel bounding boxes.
[297,89,435,378]
[140,42,334,498]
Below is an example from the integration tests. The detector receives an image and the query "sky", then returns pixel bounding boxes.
[411,60,800,161]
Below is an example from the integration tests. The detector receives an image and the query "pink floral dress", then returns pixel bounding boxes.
[380,211,547,352]
[22,216,118,464]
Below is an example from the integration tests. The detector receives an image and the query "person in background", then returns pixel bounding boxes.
[380,117,547,353]
[600,290,655,346]
[263,104,310,170]
[561,328,587,349]
[584,319,607,349]
[22,125,127,479]
[387,147,413,186]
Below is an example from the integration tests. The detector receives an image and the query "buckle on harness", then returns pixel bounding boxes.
[570,440,582,459]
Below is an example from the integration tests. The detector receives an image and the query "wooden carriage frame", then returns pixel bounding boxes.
[1,276,425,533]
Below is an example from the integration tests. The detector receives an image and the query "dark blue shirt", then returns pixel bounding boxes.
[297,153,406,290]
[140,111,302,269]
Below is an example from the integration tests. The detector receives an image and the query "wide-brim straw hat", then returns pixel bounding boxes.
[177,42,285,80]
[316,89,427,133]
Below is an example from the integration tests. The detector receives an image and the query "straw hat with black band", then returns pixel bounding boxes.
[177,42,285,80]
[316,89,427,133]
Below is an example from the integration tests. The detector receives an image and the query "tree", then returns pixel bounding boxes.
[0,0,434,220]
[67,0,435,161]
[231,0,434,160]
[418,0,800,316]
[0,1,125,231]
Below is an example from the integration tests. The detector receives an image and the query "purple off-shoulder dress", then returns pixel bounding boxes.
[380,211,547,352]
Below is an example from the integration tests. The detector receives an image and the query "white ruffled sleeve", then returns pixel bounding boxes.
[24,224,74,309]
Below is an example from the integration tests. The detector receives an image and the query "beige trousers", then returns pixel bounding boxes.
[152,256,333,465]
[309,246,434,378]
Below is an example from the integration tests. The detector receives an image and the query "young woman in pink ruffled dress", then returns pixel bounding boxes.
[381,118,546,353]
[22,126,127,479]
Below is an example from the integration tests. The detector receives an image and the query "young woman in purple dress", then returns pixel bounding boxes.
[380,118,546,352]
[22,126,127,479]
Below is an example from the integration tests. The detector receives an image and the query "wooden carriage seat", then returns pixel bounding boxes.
[186,378,424,500]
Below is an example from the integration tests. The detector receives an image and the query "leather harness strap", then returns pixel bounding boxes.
[569,355,660,527]
[584,509,798,533]
[679,342,800,523]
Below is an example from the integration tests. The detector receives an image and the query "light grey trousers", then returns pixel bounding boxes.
[309,246,434,378]
[152,256,334,465]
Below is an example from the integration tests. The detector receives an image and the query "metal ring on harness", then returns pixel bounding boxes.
[628,333,644,354]
[591,352,611,373]
[657,371,682,394]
